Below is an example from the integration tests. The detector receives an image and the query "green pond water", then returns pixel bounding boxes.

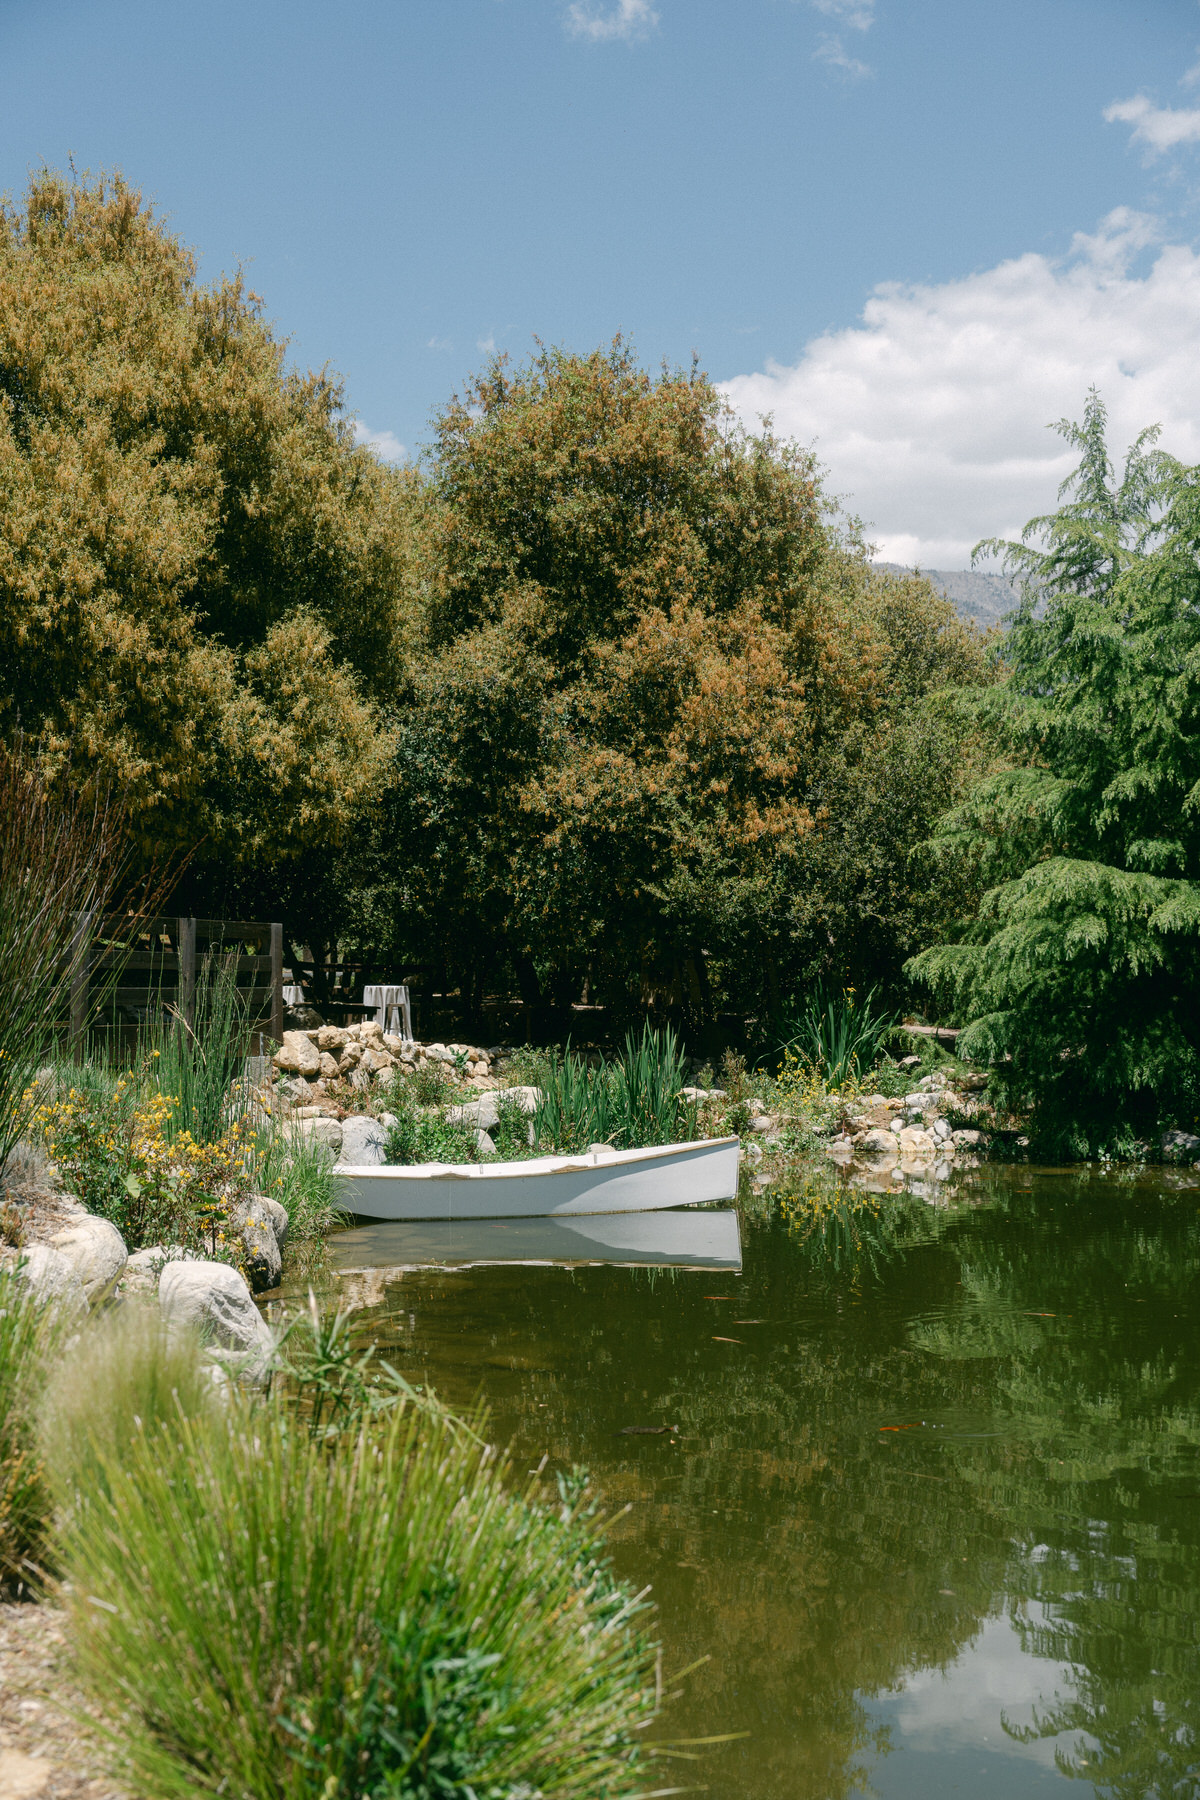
[300,1163,1200,1799]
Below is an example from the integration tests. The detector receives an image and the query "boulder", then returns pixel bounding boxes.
[317,1025,349,1052]
[318,1051,340,1080]
[4,1243,88,1314]
[229,1205,282,1294]
[274,1031,322,1079]
[856,1128,899,1162]
[338,1114,389,1166]
[383,1033,408,1057]
[474,1129,497,1156]
[501,1085,542,1116]
[296,1115,343,1155]
[281,1076,314,1104]
[47,1214,127,1305]
[1162,1128,1200,1162]
[447,1094,500,1133]
[159,1260,272,1356]
[338,1042,363,1073]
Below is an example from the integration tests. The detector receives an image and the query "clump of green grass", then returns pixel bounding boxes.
[777,985,898,1088]
[146,951,253,1145]
[51,1333,659,1800]
[534,1025,698,1153]
[0,1262,61,1593]
[256,1127,347,1245]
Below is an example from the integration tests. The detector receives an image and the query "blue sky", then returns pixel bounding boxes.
[3,0,1200,562]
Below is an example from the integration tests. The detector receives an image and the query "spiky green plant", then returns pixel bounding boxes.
[51,1368,659,1799]
[535,1027,697,1152]
[147,950,252,1144]
[607,1023,698,1148]
[533,1047,613,1153]
[777,984,897,1088]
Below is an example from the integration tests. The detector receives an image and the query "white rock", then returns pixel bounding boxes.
[932,1118,953,1141]
[501,1085,542,1116]
[158,1260,272,1356]
[273,1031,321,1079]
[338,1115,389,1166]
[47,1215,127,1305]
[4,1244,88,1314]
[856,1128,899,1162]
[447,1094,500,1132]
[295,1115,343,1155]
[474,1129,497,1156]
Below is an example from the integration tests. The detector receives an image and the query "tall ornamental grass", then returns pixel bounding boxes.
[0,744,166,1174]
[146,950,252,1144]
[0,1262,62,1592]
[777,984,897,1089]
[535,1025,699,1154]
[49,1345,658,1800]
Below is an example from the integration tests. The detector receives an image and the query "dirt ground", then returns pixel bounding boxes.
[0,1603,130,1800]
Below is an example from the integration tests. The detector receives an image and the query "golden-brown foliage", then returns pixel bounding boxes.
[0,169,413,862]
[357,341,991,1020]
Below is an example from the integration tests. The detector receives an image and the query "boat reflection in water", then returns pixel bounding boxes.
[329,1207,742,1276]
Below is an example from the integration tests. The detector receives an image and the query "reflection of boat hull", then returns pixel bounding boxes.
[331,1208,743,1272]
[335,1137,741,1222]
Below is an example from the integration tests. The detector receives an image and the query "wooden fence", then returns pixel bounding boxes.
[70,915,284,1054]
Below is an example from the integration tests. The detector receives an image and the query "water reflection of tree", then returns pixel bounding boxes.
[348,1171,1200,1799]
[911,1182,1200,1797]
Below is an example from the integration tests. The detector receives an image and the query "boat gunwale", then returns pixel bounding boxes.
[334,1134,740,1182]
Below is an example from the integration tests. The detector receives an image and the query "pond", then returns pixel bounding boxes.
[294,1163,1200,1799]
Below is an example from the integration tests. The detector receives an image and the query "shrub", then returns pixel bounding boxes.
[257,1127,346,1246]
[32,1078,257,1257]
[53,1375,658,1800]
[383,1090,477,1166]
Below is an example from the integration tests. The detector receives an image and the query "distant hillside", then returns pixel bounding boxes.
[875,563,1020,634]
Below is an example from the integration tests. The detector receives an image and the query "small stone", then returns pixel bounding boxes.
[448,1095,500,1132]
[317,1025,349,1052]
[1162,1128,1200,1162]
[474,1129,497,1156]
[318,1052,340,1080]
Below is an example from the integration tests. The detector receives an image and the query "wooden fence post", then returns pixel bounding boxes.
[270,923,284,1046]
[69,911,94,1061]
[178,916,196,1026]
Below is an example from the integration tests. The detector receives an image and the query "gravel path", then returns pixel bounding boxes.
[0,1603,131,1800]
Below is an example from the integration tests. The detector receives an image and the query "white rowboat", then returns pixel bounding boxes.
[334,1135,741,1222]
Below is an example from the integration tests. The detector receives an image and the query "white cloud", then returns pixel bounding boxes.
[353,421,407,463]
[1105,92,1200,155]
[810,0,875,29]
[720,208,1200,567]
[808,0,874,78]
[565,0,658,43]
[477,332,497,355]
[815,34,872,77]
[427,335,453,352]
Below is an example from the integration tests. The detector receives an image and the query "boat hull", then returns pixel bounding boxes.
[334,1135,741,1222]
